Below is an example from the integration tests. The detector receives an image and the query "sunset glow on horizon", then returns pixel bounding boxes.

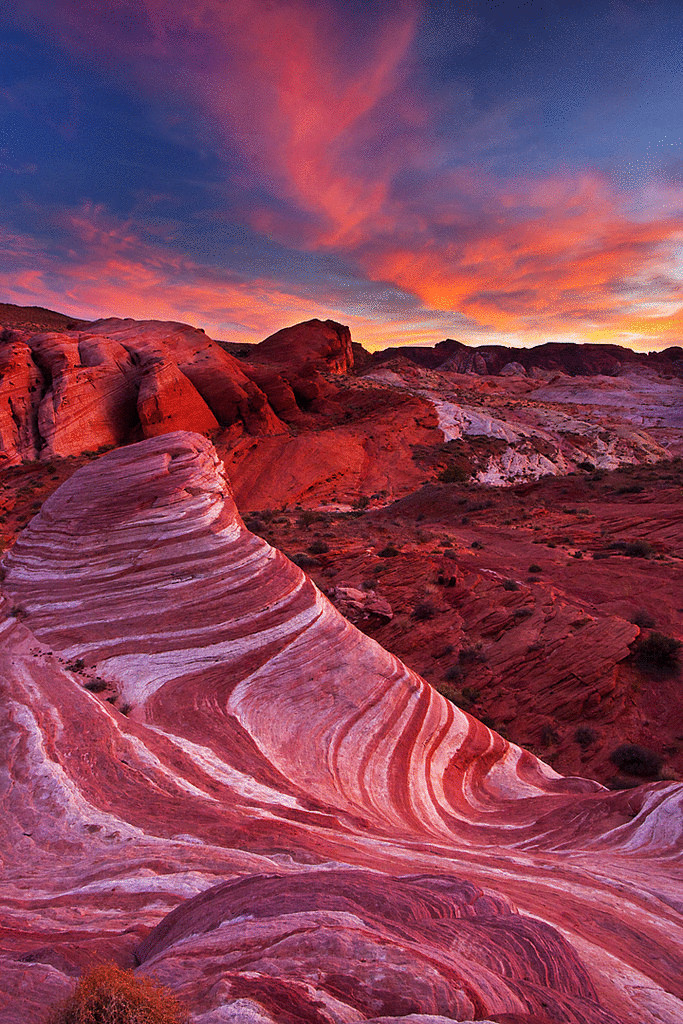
[1,0,681,351]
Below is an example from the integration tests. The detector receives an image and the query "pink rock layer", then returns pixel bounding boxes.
[0,433,681,1024]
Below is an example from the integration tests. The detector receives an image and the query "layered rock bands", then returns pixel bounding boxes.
[0,433,681,1024]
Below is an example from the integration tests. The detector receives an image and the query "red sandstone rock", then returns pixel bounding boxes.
[0,317,289,462]
[85,319,286,435]
[253,318,353,374]
[0,333,43,465]
[30,331,139,457]
[0,432,680,1024]
[137,359,219,437]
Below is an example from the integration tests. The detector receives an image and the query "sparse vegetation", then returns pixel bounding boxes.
[623,539,654,558]
[291,552,318,568]
[438,462,470,484]
[575,726,597,748]
[635,632,681,674]
[609,743,662,779]
[308,539,330,555]
[528,564,542,573]
[502,579,519,591]
[46,963,188,1024]
[444,663,463,683]
[631,609,656,629]
[458,644,486,665]
[378,544,399,558]
[84,678,108,693]
[412,600,436,621]
[297,509,321,528]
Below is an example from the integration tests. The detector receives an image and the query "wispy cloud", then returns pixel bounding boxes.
[3,0,682,350]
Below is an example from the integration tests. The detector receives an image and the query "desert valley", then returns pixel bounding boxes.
[0,304,681,1023]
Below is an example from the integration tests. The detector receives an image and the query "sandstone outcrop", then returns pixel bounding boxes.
[0,318,287,464]
[1,432,680,1024]
[137,359,219,437]
[253,318,354,374]
[0,333,43,464]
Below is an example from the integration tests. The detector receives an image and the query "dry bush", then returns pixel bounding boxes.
[46,963,188,1024]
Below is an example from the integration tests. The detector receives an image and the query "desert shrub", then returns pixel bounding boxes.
[631,609,656,629]
[577,460,595,472]
[528,564,542,574]
[502,579,519,591]
[378,544,399,558]
[635,631,681,673]
[609,743,662,779]
[514,607,532,620]
[354,495,370,510]
[66,659,85,672]
[46,963,188,1024]
[575,726,597,748]
[84,678,107,693]
[438,462,470,484]
[307,539,329,555]
[444,663,463,683]
[623,539,654,558]
[297,509,320,528]
[458,644,486,665]
[292,552,318,568]
[412,600,436,621]
[471,540,483,550]
[438,684,479,709]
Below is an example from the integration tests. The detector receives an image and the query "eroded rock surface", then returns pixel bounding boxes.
[0,432,680,1024]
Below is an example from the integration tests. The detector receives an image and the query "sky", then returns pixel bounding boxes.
[0,0,681,351]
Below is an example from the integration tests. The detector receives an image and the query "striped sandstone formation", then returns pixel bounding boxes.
[0,433,681,1023]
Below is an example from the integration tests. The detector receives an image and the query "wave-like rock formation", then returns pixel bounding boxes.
[1,433,681,1024]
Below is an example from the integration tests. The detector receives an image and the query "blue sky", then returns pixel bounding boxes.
[1,0,681,349]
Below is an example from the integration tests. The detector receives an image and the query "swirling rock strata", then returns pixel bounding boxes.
[1,433,681,1024]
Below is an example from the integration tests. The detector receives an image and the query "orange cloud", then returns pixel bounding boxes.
[5,2,682,351]
[360,173,683,344]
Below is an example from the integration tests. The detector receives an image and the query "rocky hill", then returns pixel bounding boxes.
[1,432,681,1024]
